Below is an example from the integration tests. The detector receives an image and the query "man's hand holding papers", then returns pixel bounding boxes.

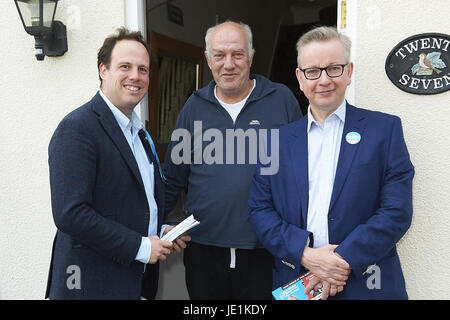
[162,214,199,252]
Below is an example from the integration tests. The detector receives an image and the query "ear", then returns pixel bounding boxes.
[205,51,212,70]
[99,63,108,81]
[295,68,304,92]
[346,62,354,85]
[249,49,255,67]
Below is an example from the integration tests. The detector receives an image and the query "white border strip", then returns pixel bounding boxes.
[125,0,148,123]
[337,0,357,105]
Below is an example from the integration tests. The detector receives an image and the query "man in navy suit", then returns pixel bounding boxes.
[248,26,414,300]
[46,28,188,299]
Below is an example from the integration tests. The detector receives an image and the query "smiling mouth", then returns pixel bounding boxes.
[222,74,238,78]
[124,85,141,92]
[317,89,335,95]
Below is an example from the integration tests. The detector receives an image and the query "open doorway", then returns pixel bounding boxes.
[270,1,337,115]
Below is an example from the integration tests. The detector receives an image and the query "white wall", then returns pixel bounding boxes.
[350,0,450,299]
[0,0,126,299]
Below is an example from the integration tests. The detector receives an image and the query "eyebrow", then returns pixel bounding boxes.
[302,62,344,68]
[211,48,246,53]
[117,61,149,68]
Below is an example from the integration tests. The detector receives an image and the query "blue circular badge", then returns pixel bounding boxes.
[345,131,361,144]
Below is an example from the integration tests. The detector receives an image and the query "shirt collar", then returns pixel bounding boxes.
[307,99,347,132]
[99,90,143,135]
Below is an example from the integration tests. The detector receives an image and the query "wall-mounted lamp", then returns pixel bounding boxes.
[14,0,68,61]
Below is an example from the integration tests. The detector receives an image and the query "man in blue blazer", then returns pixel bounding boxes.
[248,27,414,300]
[46,28,186,299]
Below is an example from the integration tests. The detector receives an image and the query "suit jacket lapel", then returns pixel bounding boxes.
[329,103,366,212]
[91,93,144,186]
[288,118,309,227]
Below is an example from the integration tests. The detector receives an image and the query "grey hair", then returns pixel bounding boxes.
[296,26,352,67]
[205,20,255,60]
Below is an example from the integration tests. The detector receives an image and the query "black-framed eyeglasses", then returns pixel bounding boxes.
[298,63,348,80]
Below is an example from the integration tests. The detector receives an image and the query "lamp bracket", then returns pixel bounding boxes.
[44,20,68,57]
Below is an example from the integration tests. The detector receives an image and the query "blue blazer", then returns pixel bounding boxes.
[46,93,165,299]
[248,103,414,299]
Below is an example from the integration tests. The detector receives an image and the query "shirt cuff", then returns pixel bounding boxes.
[160,224,170,239]
[135,237,151,264]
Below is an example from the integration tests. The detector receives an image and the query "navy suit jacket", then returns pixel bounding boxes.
[248,103,414,299]
[46,92,165,299]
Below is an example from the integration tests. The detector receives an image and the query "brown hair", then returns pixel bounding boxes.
[97,27,151,83]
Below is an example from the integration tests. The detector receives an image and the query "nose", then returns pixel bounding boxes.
[317,69,332,85]
[223,54,234,69]
[129,66,139,80]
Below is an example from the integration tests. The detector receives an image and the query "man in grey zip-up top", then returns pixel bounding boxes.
[163,21,302,299]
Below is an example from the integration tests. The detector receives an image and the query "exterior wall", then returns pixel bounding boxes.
[351,0,450,299]
[0,0,125,299]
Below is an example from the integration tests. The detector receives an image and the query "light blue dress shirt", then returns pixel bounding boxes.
[306,100,346,248]
[99,90,157,264]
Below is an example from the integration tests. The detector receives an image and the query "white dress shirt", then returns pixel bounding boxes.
[306,100,346,248]
[99,90,158,264]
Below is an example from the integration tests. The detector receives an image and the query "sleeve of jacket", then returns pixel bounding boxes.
[335,116,414,277]
[163,103,192,215]
[49,118,142,266]
[248,132,311,270]
[281,84,303,122]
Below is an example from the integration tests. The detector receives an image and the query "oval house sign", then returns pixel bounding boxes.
[385,33,450,95]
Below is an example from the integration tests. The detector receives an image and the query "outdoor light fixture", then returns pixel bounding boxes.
[14,0,67,61]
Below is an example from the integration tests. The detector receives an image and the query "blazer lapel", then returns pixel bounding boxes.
[91,93,144,186]
[288,118,309,227]
[329,103,366,212]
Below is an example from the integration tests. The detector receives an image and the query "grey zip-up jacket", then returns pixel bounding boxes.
[163,74,302,249]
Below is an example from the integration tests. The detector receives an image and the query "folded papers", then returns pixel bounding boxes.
[161,214,200,242]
